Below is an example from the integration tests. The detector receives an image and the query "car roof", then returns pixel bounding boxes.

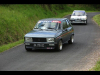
[38,18,68,21]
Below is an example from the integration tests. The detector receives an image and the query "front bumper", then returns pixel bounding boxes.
[70,20,86,23]
[24,42,57,50]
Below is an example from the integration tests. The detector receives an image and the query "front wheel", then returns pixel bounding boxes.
[25,45,32,51]
[84,20,87,25]
[56,40,63,51]
[25,48,32,51]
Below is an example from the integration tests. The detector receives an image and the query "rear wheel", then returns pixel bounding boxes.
[68,35,74,44]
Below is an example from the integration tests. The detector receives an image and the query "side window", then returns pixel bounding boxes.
[66,19,71,26]
[58,23,61,30]
[66,20,69,27]
[62,20,67,29]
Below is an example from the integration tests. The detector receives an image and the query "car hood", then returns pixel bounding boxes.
[25,30,58,38]
[71,16,86,19]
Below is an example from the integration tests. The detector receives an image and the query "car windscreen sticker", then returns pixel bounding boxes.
[38,21,52,23]
[38,21,61,23]
[52,21,61,23]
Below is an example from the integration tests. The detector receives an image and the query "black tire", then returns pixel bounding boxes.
[68,35,74,44]
[25,46,32,51]
[25,48,32,51]
[57,40,63,51]
[71,23,73,25]
[85,20,87,25]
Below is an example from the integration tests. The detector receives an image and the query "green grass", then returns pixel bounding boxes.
[94,60,100,71]
[0,39,24,53]
[90,59,100,71]
[93,14,100,26]
[0,4,100,53]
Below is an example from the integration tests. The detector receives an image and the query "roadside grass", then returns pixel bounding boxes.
[0,39,24,53]
[93,14,100,26]
[90,60,100,71]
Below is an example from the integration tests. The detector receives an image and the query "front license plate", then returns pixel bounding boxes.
[34,44,44,47]
[75,20,80,21]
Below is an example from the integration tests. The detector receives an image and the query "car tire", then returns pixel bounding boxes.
[57,40,63,51]
[71,23,73,25]
[25,48,32,51]
[68,35,74,44]
[25,46,32,51]
[85,20,87,25]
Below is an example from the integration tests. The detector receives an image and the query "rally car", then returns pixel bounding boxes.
[24,18,74,51]
[70,10,87,25]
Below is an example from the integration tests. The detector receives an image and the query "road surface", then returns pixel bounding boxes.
[0,12,100,71]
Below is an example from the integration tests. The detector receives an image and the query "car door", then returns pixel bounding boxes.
[61,20,69,43]
[66,19,73,40]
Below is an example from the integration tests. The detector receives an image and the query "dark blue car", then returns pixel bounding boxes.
[24,18,74,51]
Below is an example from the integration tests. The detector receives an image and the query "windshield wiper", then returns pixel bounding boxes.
[48,27,55,29]
[45,28,56,31]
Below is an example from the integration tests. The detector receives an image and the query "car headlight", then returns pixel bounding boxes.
[47,38,54,42]
[81,18,85,20]
[70,18,74,20]
[81,17,87,20]
[25,37,32,42]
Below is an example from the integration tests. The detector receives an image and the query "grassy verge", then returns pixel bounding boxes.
[0,39,24,53]
[90,60,100,71]
[93,14,100,26]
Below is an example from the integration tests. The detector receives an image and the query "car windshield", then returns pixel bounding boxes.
[34,21,61,30]
[72,11,85,16]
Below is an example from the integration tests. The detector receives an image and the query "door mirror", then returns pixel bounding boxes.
[62,28,68,32]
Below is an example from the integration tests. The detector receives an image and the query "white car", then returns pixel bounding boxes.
[70,10,87,25]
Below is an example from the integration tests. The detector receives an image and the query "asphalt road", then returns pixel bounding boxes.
[0,12,100,71]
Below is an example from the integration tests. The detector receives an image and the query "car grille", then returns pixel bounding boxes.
[33,38,46,42]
